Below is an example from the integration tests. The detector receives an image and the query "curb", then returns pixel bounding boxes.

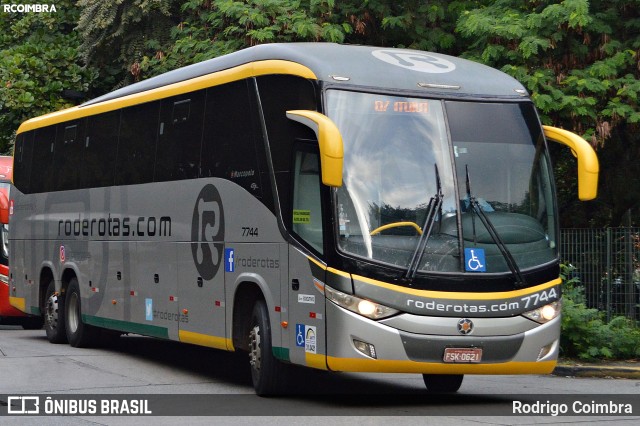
[553,364,640,379]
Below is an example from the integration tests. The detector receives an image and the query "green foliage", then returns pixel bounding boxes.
[0,0,96,153]
[560,264,640,360]
[77,0,177,90]
[456,0,640,226]
[136,0,472,78]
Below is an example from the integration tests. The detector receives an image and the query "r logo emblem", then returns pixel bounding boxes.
[372,50,456,74]
[191,185,224,280]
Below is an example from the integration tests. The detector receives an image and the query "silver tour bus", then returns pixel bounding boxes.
[9,43,598,395]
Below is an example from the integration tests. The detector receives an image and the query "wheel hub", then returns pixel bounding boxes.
[249,325,262,371]
[45,293,59,329]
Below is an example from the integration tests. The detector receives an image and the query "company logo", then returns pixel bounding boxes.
[224,248,235,272]
[372,50,456,74]
[8,396,39,414]
[191,185,224,280]
[457,318,474,335]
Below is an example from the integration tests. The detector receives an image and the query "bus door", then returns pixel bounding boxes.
[287,144,327,369]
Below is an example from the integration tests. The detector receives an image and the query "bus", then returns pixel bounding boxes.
[0,156,42,328]
[9,43,598,395]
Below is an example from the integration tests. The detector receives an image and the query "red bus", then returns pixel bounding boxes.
[0,155,41,328]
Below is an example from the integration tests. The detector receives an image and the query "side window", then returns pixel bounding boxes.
[54,119,85,191]
[202,80,263,198]
[116,101,160,185]
[291,146,323,254]
[81,111,119,188]
[13,132,33,193]
[256,75,318,226]
[30,126,56,193]
[155,90,206,181]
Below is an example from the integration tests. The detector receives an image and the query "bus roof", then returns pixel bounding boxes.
[18,43,529,133]
[85,43,528,106]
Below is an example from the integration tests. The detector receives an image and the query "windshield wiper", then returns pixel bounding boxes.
[465,165,526,288]
[403,164,443,283]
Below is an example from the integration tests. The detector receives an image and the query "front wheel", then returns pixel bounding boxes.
[65,278,99,347]
[44,280,67,343]
[248,300,288,396]
[422,374,464,393]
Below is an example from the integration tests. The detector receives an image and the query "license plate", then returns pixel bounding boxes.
[443,348,482,363]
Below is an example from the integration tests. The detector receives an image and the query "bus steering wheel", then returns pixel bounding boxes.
[370,221,423,236]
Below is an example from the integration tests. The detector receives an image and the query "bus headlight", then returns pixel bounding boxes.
[325,285,399,320]
[522,299,562,324]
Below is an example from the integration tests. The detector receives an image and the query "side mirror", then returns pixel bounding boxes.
[286,110,344,187]
[543,125,599,201]
[0,192,8,224]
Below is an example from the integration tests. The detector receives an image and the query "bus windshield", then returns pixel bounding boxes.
[326,90,558,275]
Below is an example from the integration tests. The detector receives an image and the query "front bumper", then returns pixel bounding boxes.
[325,301,559,374]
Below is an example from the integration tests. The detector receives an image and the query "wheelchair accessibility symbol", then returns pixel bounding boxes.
[464,248,486,272]
[296,324,305,347]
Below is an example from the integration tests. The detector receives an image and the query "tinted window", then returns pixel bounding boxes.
[202,80,263,198]
[256,75,317,225]
[291,146,323,254]
[13,132,33,193]
[155,90,206,181]
[116,102,160,185]
[81,111,119,188]
[30,126,56,193]
[54,120,85,191]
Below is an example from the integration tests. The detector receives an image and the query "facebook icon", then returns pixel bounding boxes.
[224,248,235,272]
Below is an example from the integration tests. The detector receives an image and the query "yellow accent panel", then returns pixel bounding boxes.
[286,110,344,187]
[9,296,26,312]
[543,125,599,201]
[179,330,234,351]
[371,221,423,236]
[327,267,350,279]
[327,357,556,375]
[306,353,328,370]
[17,60,317,134]
[307,255,327,271]
[352,275,562,301]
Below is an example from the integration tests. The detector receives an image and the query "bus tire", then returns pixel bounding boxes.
[65,278,98,348]
[248,299,287,396]
[422,374,464,393]
[44,280,67,344]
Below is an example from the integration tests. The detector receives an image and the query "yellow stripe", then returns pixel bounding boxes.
[9,296,26,312]
[353,275,562,301]
[179,330,234,351]
[17,60,317,134]
[305,353,328,370]
[327,267,350,279]
[327,357,556,375]
[306,255,327,271]
[307,255,561,300]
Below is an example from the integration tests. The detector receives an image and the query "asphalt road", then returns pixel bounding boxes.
[1,325,639,425]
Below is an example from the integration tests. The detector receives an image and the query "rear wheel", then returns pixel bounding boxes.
[422,374,464,393]
[248,300,288,396]
[44,280,67,343]
[65,278,99,347]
